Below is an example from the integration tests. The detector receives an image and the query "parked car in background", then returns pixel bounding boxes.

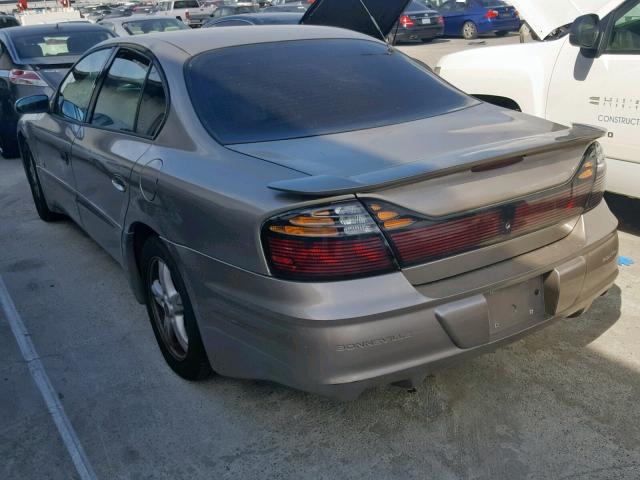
[203,11,302,27]
[0,14,19,29]
[388,0,444,44]
[269,0,314,7]
[436,0,640,199]
[438,0,520,39]
[99,15,190,35]
[0,23,113,158]
[262,4,307,13]
[155,0,213,26]
[210,3,260,19]
[15,0,618,398]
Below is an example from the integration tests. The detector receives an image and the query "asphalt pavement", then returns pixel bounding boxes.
[2,34,640,480]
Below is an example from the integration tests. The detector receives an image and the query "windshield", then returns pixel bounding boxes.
[12,29,112,61]
[123,18,189,34]
[186,39,476,145]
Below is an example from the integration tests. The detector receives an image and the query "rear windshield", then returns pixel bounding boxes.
[123,18,189,34]
[186,39,476,145]
[11,29,112,61]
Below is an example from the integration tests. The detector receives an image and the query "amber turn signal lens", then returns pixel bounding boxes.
[377,211,399,221]
[289,216,335,226]
[383,218,415,230]
[269,225,338,237]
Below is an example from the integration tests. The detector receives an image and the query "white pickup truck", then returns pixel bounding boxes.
[155,0,214,27]
[437,0,640,199]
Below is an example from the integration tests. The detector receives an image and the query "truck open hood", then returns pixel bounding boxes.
[509,0,620,39]
[300,0,411,39]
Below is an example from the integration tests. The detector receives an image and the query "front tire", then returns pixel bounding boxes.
[141,236,212,381]
[21,143,64,222]
[462,21,478,39]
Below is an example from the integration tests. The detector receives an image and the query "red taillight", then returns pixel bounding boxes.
[485,9,499,19]
[362,148,600,267]
[9,69,48,87]
[583,142,606,211]
[262,201,396,281]
[437,15,444,25]
[400,15,414,28]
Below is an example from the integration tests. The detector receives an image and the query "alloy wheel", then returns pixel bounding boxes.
[148,258,189,360]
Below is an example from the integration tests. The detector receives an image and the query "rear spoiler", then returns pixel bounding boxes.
[267,124,605,197]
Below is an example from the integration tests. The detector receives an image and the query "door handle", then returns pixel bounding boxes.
[60,151,69,165]
[111,176,126,193]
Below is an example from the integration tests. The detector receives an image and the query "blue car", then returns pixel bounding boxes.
[437,0,520,39]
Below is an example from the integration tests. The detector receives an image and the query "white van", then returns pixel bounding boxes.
[436,0,640,199]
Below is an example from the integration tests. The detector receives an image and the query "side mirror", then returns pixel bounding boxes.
[570,14,602,55]
[15,94,50,115]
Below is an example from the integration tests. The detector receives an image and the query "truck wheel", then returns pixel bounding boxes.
[462,21,478,40]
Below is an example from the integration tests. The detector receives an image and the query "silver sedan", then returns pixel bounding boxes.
[15,23,618,399]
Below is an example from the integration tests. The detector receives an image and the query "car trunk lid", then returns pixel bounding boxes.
[233,104,604,283]
[228,103,602,217]
[32,62,74,89]
[300,0,412,39]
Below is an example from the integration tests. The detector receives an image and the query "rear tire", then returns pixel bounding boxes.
[21,143,65,222]
[141,236,212,381]
[462,21,478,39]
[495,30,509,37]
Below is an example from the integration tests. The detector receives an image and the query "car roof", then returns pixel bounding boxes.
[208,12,303,24]
[99,24,377,55]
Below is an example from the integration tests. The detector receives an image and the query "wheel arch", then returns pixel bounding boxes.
[473,94,522,112]
[123,221,160,304]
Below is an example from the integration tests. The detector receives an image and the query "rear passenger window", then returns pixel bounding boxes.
[91,50,150,132]
[136,66,167,137]
[57,48,113,122]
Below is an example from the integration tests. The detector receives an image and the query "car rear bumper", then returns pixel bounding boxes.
[477,17,521,33]
[395,24,444,41]
[170,202,618,399]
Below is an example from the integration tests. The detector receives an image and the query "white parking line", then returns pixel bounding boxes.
[0,274,97,480]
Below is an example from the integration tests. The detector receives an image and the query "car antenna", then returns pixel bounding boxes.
[357,0,393,51]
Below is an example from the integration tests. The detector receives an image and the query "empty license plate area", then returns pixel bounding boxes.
[486,277,546,340]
